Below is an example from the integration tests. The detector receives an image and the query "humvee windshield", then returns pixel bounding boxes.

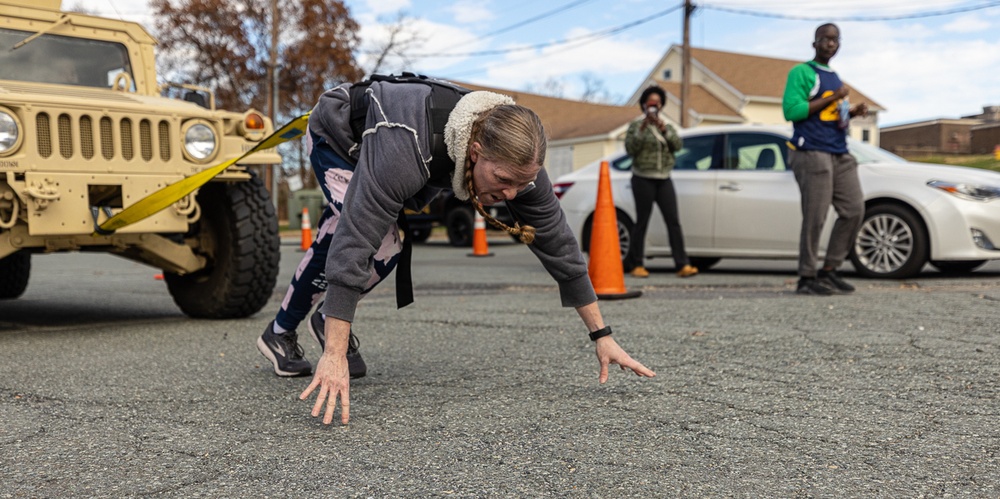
[0,27,133,89]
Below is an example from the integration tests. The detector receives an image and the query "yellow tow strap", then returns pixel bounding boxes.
[94,113,311,235]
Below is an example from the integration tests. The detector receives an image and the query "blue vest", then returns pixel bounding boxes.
[790,62,848,154]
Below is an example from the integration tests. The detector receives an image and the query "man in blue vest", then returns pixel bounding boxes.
[782,23,869,295]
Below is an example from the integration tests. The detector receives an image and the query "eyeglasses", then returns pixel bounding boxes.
[816,36,841,44]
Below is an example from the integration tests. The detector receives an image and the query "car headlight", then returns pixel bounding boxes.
[927,180,1000,202]
[184,123,217,161]
[0,110,19,155]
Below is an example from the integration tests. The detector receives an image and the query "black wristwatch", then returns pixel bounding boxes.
[589,325,612,341]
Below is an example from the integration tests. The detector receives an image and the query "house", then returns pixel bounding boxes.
[452,45,885,175]
[880,106,1000,155]
[632,46,884,145]
[971,123,1000,155]
[880,119,983,155]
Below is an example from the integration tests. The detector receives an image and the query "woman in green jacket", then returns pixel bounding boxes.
[623,85,697,278]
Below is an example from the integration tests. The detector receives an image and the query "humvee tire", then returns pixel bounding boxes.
[0,251,30,299]
[165,171,279,319]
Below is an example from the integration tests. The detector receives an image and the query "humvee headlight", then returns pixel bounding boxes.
[0,111,19,155]
[184,123,216,161]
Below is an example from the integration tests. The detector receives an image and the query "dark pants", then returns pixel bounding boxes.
[789,149,864,278]
[273,131,401,332]
[625,175,689,270]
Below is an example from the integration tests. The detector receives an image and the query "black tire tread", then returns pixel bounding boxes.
[0,251,30,299]
[166,172,279,319]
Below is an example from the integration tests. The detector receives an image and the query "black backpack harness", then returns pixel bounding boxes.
[346,73,472,308]
[347,72,471,189]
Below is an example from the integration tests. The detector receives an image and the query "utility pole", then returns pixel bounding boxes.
[680,0,695,128]
[267,0,280,208]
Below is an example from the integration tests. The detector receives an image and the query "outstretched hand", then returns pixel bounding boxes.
[299,352,351,425]
[594,336,656,383]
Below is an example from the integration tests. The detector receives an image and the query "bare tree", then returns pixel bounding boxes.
[525,77,565,99]
[151,0,364,201]
[579,72,620,104]
[363,12,425,76]
[150,0,362,114]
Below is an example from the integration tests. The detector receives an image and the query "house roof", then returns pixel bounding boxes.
[688,46,884,111]
[652,79,741,118]
[454,81,638,141]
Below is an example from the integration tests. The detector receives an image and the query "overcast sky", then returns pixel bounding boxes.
[72,0,1000,127]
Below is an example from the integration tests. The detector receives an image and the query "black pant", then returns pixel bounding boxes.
[626,176,689,270]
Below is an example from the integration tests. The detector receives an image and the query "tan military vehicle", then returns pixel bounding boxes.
[0,0,282,318]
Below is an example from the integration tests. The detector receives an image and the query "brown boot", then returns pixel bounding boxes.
[677,265,698,278]
[629,266,650,278]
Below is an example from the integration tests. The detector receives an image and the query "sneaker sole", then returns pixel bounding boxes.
[256,337,312,377]
[819,282,855,294]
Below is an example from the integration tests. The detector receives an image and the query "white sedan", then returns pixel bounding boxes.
[554,125,1000,278]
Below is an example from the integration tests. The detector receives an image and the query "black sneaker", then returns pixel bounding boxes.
[818,269,855,293]
[796,277,834,296]
[308,305,367,379]
[256,321,312,377]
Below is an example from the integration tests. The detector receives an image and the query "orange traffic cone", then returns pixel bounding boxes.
[300,207,312,251]
[588,161,641,299]
[468,209,494,257]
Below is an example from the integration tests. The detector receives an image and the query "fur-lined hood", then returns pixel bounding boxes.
[443,91,516,201]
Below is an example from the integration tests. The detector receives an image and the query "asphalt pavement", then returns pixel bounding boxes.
[1,236,998,497]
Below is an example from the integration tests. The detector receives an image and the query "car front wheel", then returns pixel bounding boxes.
[850,204,928,279]
[445,206,474,247]
[581,210,634,265]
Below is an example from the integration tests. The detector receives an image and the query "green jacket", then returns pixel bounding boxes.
[624,118,683,179]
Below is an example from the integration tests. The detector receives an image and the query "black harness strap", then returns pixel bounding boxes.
[395,211,414,309]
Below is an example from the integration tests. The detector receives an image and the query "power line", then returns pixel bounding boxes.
[700,0,1000,21]
[395,3,683,59]
[479,0,599,40]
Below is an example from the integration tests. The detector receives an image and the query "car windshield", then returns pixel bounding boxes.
[849,139,907,165]
[0,28,133,89]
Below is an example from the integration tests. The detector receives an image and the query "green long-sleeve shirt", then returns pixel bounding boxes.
[624,118,682,179]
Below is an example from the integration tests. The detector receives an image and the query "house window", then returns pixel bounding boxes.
[662,69,672,80]
[862,129,871,143]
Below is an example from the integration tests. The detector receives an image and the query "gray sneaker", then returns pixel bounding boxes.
[308,304,367,379]
[796,277,834,296]
[818,269,855,293]
[256,321,312,377]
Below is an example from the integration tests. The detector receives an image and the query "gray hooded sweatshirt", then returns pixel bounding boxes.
[311,79,596,322]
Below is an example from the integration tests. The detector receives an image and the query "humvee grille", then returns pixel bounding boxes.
[120,118,133,160]
[100,117,113,160]
[34,112,171,163]
[36,114,52,157]
[80,116,94,159]
[140,120,152,161]
[158,121,171,161]
[58,114,72,158]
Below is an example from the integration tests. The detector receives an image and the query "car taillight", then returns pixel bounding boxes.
[244,112,265,130]
[553,182,574,199]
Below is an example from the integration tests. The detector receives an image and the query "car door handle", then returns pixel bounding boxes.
[719,183,742,192]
